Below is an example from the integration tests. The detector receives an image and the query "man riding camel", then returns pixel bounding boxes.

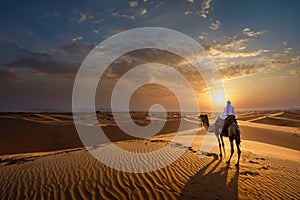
[220,100,240,143]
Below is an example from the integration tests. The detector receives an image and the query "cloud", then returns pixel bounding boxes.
[270,56,300,66]
[5,52,79,78]
[271,46,295,60]
[200,0,212,18]
[72,35,83,42]
[129,1,138,7]
[98,48,208,95]
[73,10,95,23]
[91,19,103,24]
[208,48,267,59]
[198,32,208,40]
[0,39,30,62]
[219,54,300,80]
[243,27,267,37]
[204,36,268,59]
[111,12,135,19]
[184,10,193,15]
[93,29,99,34]
[140,8,147,15]
[219,64,267,80]
[24,31,33,36]
[0,68,18,81]
[283,48,292,54]
[203,35,271,60]
[184,0,212,18]
[111,12,119,17]
[60,33,84,43]
[209,20,221,30]
[57,43,95,56]
[78,12,87,23]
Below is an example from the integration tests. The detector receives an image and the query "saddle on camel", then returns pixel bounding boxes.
[221,115,241,143]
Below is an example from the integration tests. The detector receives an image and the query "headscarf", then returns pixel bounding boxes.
[220,100,236,119]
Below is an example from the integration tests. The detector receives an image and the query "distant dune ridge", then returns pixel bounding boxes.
[0,111,299,199]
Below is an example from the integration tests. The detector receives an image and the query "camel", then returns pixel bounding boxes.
[199,114,241,167]
[199,114,226,158]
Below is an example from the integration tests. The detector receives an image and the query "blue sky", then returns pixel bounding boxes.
[0,0,299,111]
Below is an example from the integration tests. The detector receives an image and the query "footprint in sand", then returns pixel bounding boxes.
[240,171,260,176]
[182,146,196,153]
[187,147,197,153]
[150,139,166,143]
[249,158,269,170]
[200,152,219,159]
[249,157,266,164]
[255,157,265,160]
[259,166,269,170]
[2,157,36,166]
[249,160,260,164]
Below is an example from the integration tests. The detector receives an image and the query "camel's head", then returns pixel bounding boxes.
[199,114,209,130]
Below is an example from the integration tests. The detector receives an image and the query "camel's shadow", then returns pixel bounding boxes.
[179,156,239,200]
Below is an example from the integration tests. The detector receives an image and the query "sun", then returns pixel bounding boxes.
[210,88,226,108]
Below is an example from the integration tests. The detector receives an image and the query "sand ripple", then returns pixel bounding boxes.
[0,136,299,199]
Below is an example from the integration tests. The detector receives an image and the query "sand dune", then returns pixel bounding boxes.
[0,111,299,199]
[0,132,299,199]
[277,110,300,120]
[0,113,199,156]
[0,117,83,155]
[237,110,300,122]
[250,116,300,128]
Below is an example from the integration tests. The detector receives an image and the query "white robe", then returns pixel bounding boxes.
[220,103,236,120]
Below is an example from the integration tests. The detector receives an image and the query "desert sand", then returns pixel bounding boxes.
[0,111,299,199]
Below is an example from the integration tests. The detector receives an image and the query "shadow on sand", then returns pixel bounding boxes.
[179,154,239,200]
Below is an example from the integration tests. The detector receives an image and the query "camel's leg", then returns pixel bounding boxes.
[217,136,222,157]
[226,140,234,164]
[235,141,241,167]
[220,135,226,156]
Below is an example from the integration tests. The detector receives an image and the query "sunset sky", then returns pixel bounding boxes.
[0,0,299,111]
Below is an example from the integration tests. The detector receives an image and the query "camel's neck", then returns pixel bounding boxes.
[199,114,210,130]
